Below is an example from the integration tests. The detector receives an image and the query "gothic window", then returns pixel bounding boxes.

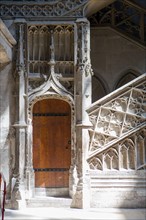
[120,144,128,169]
[137,135,145,168]
[27,24,74,89]
[115,71,140,89]
[89,157,102,170]
[128,145,135,169]
[104,149,118,170]
[92,75,107,102]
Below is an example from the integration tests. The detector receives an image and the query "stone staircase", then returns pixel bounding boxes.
[87,73,146,169]
[86,73,146,208]
[26,187,72,208]
[26,196,72,208]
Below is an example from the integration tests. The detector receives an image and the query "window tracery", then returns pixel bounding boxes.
[27,24,74,92]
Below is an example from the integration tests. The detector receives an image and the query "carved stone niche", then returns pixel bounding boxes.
[27,24,74,92]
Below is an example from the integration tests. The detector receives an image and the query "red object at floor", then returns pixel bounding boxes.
[0,173,6,220]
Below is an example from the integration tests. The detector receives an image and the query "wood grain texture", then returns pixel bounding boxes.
[33,99,71,187]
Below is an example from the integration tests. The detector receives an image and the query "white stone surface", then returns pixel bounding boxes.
[3,207,146,220]
[0,63,15,187]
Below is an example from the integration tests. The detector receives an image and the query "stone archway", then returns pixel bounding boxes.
[26,94,76,198]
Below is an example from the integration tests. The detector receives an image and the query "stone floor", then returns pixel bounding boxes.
[3,208,146,220]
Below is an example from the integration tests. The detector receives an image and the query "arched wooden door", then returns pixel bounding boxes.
[33,99,71,188]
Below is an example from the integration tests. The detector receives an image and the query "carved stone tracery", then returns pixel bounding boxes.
[89,0,146,46]
[88,128,146,171]
[87,74,146,171]
[27,24,74,92]
[0,0,88,18]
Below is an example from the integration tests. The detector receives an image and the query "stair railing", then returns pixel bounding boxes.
[87,73,146,170]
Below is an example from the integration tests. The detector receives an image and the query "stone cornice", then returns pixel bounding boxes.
[0,0,88,19]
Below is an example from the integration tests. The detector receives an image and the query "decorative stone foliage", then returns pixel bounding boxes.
[87,74,146,171]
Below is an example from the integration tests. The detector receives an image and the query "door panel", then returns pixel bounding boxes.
[33,99,71,188]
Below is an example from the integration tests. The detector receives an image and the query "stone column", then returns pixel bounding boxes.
[25,118,35,200]
[12,20,27,209]
[71,18,93,209]
[24,23,34,200]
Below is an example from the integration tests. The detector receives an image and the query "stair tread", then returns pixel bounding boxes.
[29,196,71,200]
[27,196,72,208]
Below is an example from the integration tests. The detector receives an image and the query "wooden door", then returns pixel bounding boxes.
[33,99,71,188]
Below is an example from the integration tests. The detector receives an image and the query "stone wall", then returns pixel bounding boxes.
[87,73,146,208]
[0,19,16,198]
[90,171,146,208]
[0,19,146,208]
[91,27,146,102]
[0,63,15,196]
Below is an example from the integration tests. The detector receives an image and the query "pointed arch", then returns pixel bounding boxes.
[92,74,109,102]
[115,69,141,90]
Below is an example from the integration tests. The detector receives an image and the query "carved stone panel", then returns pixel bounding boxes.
[88,128,146,171]
[27,24,74,92]
[0,0,88,18]
[88,75,146,154]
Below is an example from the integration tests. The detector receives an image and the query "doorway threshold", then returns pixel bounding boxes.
[35,187,70,198]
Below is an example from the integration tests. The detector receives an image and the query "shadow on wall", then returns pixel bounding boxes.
[0,62,16,201]
[92,69,141,103]
[92,74,109,102]
[115,70,141,89]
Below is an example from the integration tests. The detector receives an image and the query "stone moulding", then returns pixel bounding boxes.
[90,170,146,208]
[0,0,88,18]
[90,170,146,188]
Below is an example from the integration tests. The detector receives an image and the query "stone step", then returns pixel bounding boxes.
[26,196,72,208]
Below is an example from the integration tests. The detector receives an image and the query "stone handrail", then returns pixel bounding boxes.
[86,73,146,170]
